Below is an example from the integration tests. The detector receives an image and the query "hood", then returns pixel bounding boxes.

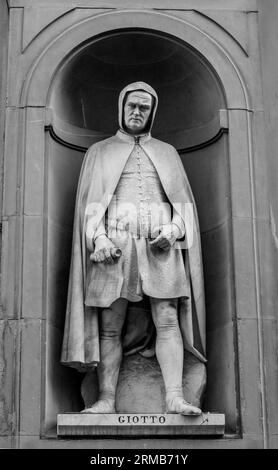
[118,81,158,134]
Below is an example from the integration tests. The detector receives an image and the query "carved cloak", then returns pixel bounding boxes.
[61,82,206,371]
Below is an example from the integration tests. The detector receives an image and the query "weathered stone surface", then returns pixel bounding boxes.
[0,0,8,216]
[22,6,75,51]
[0,436,13,449]
[251,111,270,220]
[9,0,258,10]
[237,318,263,437]
[197,10,249,54]
[202,222,233,332]
[57,412,225,437]
[2,107,21,217]
[260,318,278,440]
[183,352,207,408]
[205,322,238,434]
[44,324,83,435]
[0,321,18,438]
[24,108,45,216]
[80,368,99,412]
[228,110,252,219]
[22,216,43,319]
[1,217,21,320]
[182,138,229,233]
[19,320,42,436]
[232,217,257,320]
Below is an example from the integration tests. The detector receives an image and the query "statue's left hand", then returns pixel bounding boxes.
[149,223,180,251]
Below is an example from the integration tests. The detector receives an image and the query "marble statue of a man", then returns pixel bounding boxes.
[61,81,206,416]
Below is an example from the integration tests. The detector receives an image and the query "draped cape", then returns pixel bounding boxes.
[61,82,206,371]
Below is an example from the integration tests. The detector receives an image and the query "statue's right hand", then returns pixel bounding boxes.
[90,235,121,264]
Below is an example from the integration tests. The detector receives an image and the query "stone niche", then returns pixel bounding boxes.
[44,30,237,436]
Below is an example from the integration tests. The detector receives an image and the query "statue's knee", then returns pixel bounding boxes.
[155,309,179,334]
[100,303,126,340]
[100,326,122,340]
[152,299,178,330]
[100,314,124,340]
[152,298,177,311]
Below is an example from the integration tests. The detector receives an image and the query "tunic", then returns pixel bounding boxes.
[85,138,190,307]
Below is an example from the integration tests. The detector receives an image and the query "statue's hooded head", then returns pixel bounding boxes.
[118,81,158,135]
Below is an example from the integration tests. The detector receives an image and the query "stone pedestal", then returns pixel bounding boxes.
[57,413,225,437]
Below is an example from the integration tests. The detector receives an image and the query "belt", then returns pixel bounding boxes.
[106,221,156,239]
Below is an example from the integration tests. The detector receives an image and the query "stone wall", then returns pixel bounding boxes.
[257,0,278,448]
[0,0,11,449]
[0,0,278,449]
[0,1,8,290]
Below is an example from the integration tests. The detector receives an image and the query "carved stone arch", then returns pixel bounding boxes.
[21,9,249,109]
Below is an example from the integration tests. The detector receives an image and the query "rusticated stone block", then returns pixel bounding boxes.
[0,320,18,437]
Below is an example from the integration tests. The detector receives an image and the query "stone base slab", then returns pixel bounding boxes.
[57,413,225,437]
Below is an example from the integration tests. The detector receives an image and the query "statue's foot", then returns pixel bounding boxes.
[166,396,202,416]
[81,399,115,414]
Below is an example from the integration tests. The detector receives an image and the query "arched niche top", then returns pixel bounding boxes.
[21,9,249,110]
[48,29,226,147]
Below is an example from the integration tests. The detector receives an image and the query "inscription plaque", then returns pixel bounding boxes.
[57,413,225,437]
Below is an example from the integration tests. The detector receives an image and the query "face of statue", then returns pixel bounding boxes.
[123,91,153,135]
